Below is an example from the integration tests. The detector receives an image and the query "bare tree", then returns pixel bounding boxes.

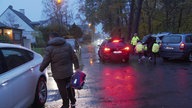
[133,0,143,34]
[127,0,135,41]
[42,0,72,34]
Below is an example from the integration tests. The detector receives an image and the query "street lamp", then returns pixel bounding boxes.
[55,0,63,34]
[88,23,95,43]
[57,0,62,4]
[88,23,91,27]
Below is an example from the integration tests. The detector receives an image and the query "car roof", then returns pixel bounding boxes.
[66,38,76,41]
[0,43,33,52]
[166,33,192,36]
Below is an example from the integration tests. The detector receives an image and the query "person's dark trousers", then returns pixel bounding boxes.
[147,49,153,58]
[132,45,136,55]
[138,52,142,59]
[153,53,157,64]
[55,77,76,108]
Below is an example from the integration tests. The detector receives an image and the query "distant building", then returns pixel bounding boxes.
[0,5,38,43]
[0,21,22,45]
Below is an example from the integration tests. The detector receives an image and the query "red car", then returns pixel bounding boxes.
[98,38,130,63]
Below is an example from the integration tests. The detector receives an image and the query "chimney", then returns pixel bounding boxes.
[19,9,25,15]
[8,5,13,9]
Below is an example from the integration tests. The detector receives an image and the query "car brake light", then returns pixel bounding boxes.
[104,47,110,52]
[123,46,130,51]
[180,43,185,50]
[112,39,120,43]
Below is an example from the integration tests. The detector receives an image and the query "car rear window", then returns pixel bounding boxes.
[162,35,181,43]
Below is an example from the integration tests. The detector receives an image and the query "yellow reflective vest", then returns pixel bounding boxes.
[135,42,143,53]
[152,43,160,53]
[131,36,140,46]
[143,44,147,51]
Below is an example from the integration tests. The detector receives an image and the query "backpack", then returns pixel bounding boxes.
[70,71,86,90]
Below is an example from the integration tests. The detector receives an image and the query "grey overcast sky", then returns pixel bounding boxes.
[0,0,78,21]
[0,0,102,32]
[0,0,44,21]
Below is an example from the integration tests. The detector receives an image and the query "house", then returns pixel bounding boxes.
[0,5,38,44]
[0,21,23,45]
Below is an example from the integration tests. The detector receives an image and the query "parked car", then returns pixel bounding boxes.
[0,43,48,108]
[159,34,192,61]
[142,32,171,44]
[152,32,171,43]
[66,38,81,60]
[98,38,130,63]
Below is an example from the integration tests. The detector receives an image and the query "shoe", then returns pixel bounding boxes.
[141,56,145,59]
[148,57,152,61]
[71,104,76,108]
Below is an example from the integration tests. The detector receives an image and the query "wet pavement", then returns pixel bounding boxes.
[44,44,192,108]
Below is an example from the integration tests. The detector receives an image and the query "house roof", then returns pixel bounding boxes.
[0,22,7,27]
[0,21,22,31]
[8,5,34,29]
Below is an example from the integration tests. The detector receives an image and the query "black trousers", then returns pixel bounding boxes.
[54,77,76,108]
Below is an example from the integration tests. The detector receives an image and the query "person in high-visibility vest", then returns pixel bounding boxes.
[152,42,160,53]
[131,33,140,54]
[152,42,160,64]
[135,41,145,63]
[143,35,156,61]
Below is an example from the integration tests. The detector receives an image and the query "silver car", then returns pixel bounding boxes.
[66,39,81,60]
[0,43,48,108]
[159,34,192,61]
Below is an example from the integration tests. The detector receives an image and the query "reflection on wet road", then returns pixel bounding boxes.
[45,44,192,108]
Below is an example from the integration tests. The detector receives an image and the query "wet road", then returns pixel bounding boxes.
[45,44,192,108]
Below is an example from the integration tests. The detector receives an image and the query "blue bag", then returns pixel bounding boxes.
[70,71,86,90]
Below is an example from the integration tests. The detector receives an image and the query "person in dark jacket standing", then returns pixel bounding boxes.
[144,35,156,61]
[40,32,80,108]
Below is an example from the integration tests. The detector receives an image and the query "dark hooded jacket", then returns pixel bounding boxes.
[40,37,79,79]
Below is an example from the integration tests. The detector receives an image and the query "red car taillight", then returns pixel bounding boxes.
[180,43,185,50]
[104,47,110,52]
[112,39,120,43]
[123,46,130,51]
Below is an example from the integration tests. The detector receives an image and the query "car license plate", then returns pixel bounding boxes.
[165,46,174,50]
[113,51,122,54]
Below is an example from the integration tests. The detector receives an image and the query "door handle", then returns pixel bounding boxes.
[1,81,8,86]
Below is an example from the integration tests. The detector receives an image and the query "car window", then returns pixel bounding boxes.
[142,35,150,43]
[1,48,34,71]
[162,35,181,43]
[0,52,6,74]
[185,35,192,43]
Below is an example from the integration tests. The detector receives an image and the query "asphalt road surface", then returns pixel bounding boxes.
[44,44,192,108]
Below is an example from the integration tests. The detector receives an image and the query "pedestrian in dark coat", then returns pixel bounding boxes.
[144,35,156,60]
[40,32,80,108]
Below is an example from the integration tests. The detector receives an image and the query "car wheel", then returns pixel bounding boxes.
[33,77,47,108]
[188,52,192,62]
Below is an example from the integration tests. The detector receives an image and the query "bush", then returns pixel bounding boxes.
[0,35,11,43]
[32,47,45,56]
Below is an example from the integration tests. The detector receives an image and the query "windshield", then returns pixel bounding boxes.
[162,35,181,43]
